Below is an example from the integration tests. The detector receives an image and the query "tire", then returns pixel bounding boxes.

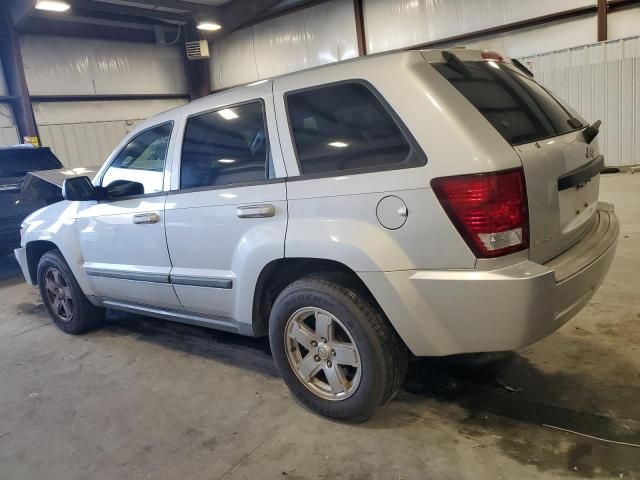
[37,249,105,334]
[268,273,407,422]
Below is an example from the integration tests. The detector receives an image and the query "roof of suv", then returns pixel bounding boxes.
[152,48,495,122]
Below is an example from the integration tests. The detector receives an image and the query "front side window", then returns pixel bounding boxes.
[102,122,172,194]
[180,101,271,190]
[286,82,422,176]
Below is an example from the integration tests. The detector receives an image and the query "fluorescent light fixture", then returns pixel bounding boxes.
[217,158,236,164]
[35,0,70,11]
[197,22,222,31]
[218,109,238,120]
[328,141,349,148]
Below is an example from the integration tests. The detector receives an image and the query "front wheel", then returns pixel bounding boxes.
[37,249,105,334]
[269,274,407,422]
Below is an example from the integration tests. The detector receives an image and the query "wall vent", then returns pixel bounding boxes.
[186,40,210,60]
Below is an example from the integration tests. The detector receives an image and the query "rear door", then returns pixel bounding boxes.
[164,81,287,327]
[431,55,600,263]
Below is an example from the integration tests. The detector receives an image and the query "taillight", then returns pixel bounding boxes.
[431,168,529,258]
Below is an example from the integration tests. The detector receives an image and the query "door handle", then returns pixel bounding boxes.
[236,204,275,218]
[133,212,160,224]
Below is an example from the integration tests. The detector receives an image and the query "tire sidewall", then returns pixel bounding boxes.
[269,282,388,422]
[37,251,87,334]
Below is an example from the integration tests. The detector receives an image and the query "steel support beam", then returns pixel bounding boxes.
[183,24,211,100]
[353,0,366,56]
[0,5,38,142]
[598,0,608,41]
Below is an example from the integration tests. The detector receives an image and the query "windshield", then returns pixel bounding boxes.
[432,60,583,145]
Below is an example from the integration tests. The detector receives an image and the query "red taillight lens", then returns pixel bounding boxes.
[431,168,529,258]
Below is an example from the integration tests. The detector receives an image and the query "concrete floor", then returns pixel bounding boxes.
[0,173,639,480]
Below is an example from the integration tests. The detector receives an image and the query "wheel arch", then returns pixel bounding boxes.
[25,240,59,285]
[251,257,389,337]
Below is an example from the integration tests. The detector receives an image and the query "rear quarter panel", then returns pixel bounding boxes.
[275,51,524,271]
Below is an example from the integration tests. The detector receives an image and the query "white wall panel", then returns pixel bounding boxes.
[460,14,597,58]
[522,36,640,167]
[210,0,358,89]
[20,35,188,96]
[211,29,259,88]
[33,98,187,167]
[609,5,640,41]
[363,0,595,54]
[0,126,19,146]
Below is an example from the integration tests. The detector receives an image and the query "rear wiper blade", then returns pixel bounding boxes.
[442,51,473,78]
[582,120,602,144]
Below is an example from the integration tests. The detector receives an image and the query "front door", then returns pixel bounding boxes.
[164,83,287,330]
[76,121,182,310]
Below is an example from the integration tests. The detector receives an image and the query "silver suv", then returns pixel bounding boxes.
[15,49,619,422]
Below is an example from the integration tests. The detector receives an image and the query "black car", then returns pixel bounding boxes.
[0,146,63,256]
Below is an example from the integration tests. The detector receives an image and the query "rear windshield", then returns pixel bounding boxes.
[432,60,582,145]
[0,148,63,179]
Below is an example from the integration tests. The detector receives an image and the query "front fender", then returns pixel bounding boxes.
[21,201,94,295]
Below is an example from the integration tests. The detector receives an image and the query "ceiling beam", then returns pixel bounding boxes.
[65,0,192,24]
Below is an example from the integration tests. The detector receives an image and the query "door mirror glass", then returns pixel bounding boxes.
[105,179,144,199]
[62,176,98,201]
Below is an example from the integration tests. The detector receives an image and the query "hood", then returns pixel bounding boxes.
[26,166,101,188]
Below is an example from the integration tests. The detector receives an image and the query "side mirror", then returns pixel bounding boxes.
[62,176,99,201]
[105,179,144,198]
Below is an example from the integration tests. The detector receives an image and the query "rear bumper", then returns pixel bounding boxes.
[360,204,619,356]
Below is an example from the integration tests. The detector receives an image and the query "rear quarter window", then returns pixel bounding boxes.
[285,81,425,176]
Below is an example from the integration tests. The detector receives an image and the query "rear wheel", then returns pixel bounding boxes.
[269,274,407,422]
[37,250,104,334]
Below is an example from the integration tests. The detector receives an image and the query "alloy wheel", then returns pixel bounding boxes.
[284,307,361,401]
[43,267,74,323]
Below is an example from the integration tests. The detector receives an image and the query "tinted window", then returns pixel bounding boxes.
[102,122,172,194]
[433,61,582,145]
[0,147,63,190]
[286,82,420,175]
[180,102,271,189]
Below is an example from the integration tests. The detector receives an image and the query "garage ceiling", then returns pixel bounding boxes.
[4,0,323,42]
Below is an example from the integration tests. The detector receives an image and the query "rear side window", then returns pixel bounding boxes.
[432,61,582,145]
[286,82,423,175]
[180,101,271,190]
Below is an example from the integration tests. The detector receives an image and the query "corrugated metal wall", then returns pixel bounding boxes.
[18,35,188,166]
[362,0,596,54]
[32,99,187,167]
[0,60,19,146]
[521,36,640,167]
[209,0,358,90]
